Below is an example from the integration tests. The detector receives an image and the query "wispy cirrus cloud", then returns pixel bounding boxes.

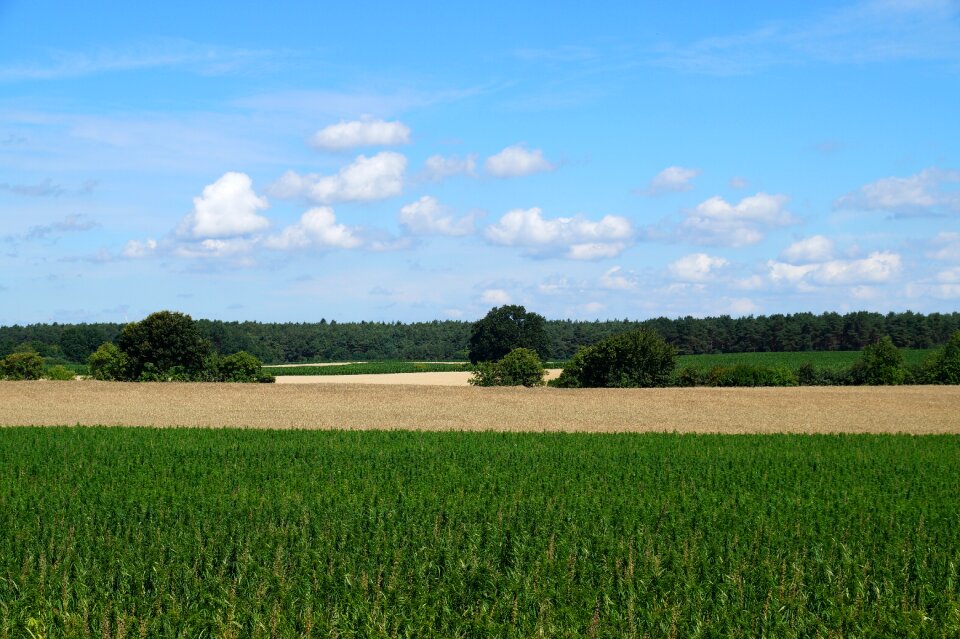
[0,38,277,82]
[652,0,960,75]
[3,213,98,245]
[0,178,97,197]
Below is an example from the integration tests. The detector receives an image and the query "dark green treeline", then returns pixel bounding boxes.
[2,310,959,364]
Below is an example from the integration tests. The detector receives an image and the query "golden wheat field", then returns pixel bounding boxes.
[2,380,959,433]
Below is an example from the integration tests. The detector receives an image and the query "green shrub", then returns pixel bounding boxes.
[925,330,960,384]
[672,365,709,387]
[556,330,675,388]
[44,365,76,381]
[698,364,798,387]
[1,351,44,380]
[850,336,907,385]
[469,348,545,387]
[88,343,129,381]
[219,351,264,382]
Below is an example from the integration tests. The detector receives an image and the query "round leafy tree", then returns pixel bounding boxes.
[468,305,550,364]
[851,335,907,385]
[555,329,675,388]
[117,311,211,380]
[1,351,44,380]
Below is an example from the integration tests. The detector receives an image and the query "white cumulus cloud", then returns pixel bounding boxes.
[174,237,257,259]
[309,117,411,150]
[399,196,475,236]
[643,166,700,195]
[485,207,632,260]
[929,232,960,261]
[422,154,477,180]
[270,152,406,204]
[122,238,157,258]
[179,172,270,239]
[265,207,362,250]
[599,266,637,290]
[780,235,834,262]
[481,289,512,304]
[679,192,795,247]
[768,251,901,287]
[484,144,554,178]
[835,167,960,216]
[668,253,729,281]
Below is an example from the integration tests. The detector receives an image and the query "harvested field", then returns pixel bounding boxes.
[1,381,958,433]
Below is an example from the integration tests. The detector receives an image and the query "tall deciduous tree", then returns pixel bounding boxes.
[468,305,550,364]
[117,311,211,380]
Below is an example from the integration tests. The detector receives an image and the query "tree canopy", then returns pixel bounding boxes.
[468,305,550,364]
[116,311,212,380]
[556,329,676,388]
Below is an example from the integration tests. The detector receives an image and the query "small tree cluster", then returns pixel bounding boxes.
[469,348,545,387]
[87,311,270,382]
[556,330,675,388]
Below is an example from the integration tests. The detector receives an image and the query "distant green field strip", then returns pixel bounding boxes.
[676,348,934,370]
[265,350,935,376]
[265,361,472,376]
[1,428,958,637]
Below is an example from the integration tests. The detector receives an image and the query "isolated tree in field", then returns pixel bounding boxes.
[469,347,545,387]
[851,335,907,385]
[0,350,44,380]
[555,329,675,388]
[468,305,550,364]
[117,311,211,380]
[925,330,960,384]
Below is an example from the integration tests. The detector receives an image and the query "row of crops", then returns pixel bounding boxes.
[2,428,958,637]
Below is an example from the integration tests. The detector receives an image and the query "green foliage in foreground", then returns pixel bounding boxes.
[265,361,472,376]
[1,428,958,638]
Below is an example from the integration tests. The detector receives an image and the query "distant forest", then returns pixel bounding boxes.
[2,311,959,364]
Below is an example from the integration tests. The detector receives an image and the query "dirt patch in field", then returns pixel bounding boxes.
[275,370,563,385]
[1,381,959,434]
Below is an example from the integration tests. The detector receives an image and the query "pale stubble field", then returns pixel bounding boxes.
[2,380,959,433]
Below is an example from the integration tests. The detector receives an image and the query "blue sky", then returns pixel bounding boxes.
[1,0,959,324]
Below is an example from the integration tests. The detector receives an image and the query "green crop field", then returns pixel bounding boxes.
[1,428,958,637]
[675,349,935,371]
[265,361,471,376]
